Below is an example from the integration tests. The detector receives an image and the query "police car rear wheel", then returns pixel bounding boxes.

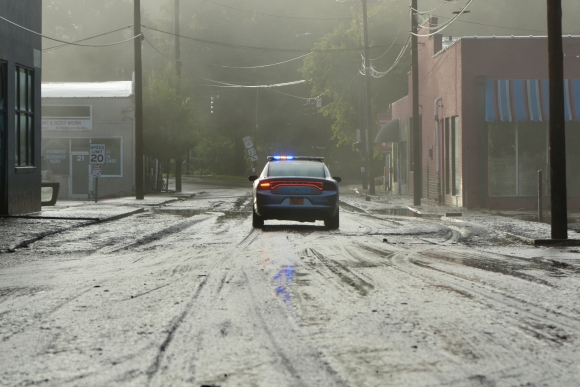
[252,209,264,228]
[324,209,339,230]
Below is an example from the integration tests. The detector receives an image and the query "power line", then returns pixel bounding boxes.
[371,20,406,61]
[43,25,134,52]
[201,0,354,21]
[201,77,306,88]
[411,0,475,37]
[0,15,141,47]
[144,38,311,69]
[142,24,403,53]
[433,14,546,33]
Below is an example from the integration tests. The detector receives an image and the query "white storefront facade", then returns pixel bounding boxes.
[41,81,135,200]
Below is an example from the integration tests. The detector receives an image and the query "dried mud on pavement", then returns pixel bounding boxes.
[2,186,580,386]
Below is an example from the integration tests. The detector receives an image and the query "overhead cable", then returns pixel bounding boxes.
[433,15,546,33]
[0,15,141,47]
[201,0,353,21]
[371,21,406,61]
[411,0,475,37]
[145,37,310,69]
[367,1,387,18]
[202,77,306,88]
[43,25,134,52]
[142,24,402,53]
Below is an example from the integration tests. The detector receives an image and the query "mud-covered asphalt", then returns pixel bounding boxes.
[2,183,580,386]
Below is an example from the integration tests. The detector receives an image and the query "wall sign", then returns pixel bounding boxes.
[42,105,92,131]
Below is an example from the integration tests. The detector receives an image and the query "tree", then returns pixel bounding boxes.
[143,72,198,187]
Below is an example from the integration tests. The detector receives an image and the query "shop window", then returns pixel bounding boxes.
[0,62,6,171]
[15,66,34,167]
[518,122,548,196]
[488,122,517,196]
[566,123,580,197]
[452,116,460,195]
[445,117,450,194]
[488,122,551,197]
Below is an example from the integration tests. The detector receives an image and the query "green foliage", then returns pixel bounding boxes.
[193,133,235,175]
[143,71,197,161]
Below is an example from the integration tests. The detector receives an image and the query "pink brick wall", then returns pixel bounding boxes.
[390,28,580,209]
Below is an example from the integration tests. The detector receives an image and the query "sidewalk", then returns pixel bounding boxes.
[0,192,197,253]
[343,184,580,246]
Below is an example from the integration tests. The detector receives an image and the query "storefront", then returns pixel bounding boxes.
[386,17,580,209]
[41,81,134,200]
[0,2,42,215]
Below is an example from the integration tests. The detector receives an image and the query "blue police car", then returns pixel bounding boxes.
[249,156,341,229]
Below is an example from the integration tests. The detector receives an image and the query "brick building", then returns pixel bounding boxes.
[0,2,42,215]
[387,19,580,209]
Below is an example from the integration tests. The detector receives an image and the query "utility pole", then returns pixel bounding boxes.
[134,0,144,200]
[411,0,421,205]
[547,0,568,239]
[174,0,182,192]
[361,0,375,195]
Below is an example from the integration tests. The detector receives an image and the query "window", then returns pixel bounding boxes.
[488,122,550,197]
[268,162,325,177]
[15,66,34,167]
[0,62,6,171]
[452,116,460,196]
[445,117,450,194]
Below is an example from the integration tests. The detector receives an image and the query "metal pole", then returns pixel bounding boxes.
[134,0,144,199]
[547,0,568,239]
[411,0,421,205]
[95,177,99,204]
[538,170,543,222]
[361,0,375,195]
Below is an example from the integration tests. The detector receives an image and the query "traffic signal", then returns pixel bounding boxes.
[353,141,363,152]
[210,96,214,114]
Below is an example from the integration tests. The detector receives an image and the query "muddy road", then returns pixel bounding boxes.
[1,184,580,386]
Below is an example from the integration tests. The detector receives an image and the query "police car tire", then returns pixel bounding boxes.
[325,209,339,230]
[253,209,264,228]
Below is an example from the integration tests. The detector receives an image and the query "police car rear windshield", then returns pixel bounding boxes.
[268,162,325,177]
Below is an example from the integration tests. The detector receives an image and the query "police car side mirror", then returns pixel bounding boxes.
[333,177,342,183]
[248,175,258,182]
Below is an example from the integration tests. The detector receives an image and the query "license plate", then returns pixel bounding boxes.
[290,198,304,205]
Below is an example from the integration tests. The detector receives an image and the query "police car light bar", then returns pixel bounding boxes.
[267,156,324,162]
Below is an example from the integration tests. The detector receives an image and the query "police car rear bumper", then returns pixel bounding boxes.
[255,194,338,221]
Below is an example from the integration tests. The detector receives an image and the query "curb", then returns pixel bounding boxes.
[505,232,580,246]
[3,208,145,254]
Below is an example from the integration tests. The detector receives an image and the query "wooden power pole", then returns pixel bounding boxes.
[547,0,568,239]
[361,0,375,195]
[175,0,183,192]
[134,0,144,200]
[411,0,421,206]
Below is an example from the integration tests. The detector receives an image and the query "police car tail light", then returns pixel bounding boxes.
[323,182,337,191]
[258,181,272,190]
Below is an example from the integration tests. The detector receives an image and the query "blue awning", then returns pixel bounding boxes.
[485,79,580,122]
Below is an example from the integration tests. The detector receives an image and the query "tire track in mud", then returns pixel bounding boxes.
[309,248,374,296]
[99,214,214,255]
[145,223,260,384]
[241,265,352,387]
[145,275,209,384]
